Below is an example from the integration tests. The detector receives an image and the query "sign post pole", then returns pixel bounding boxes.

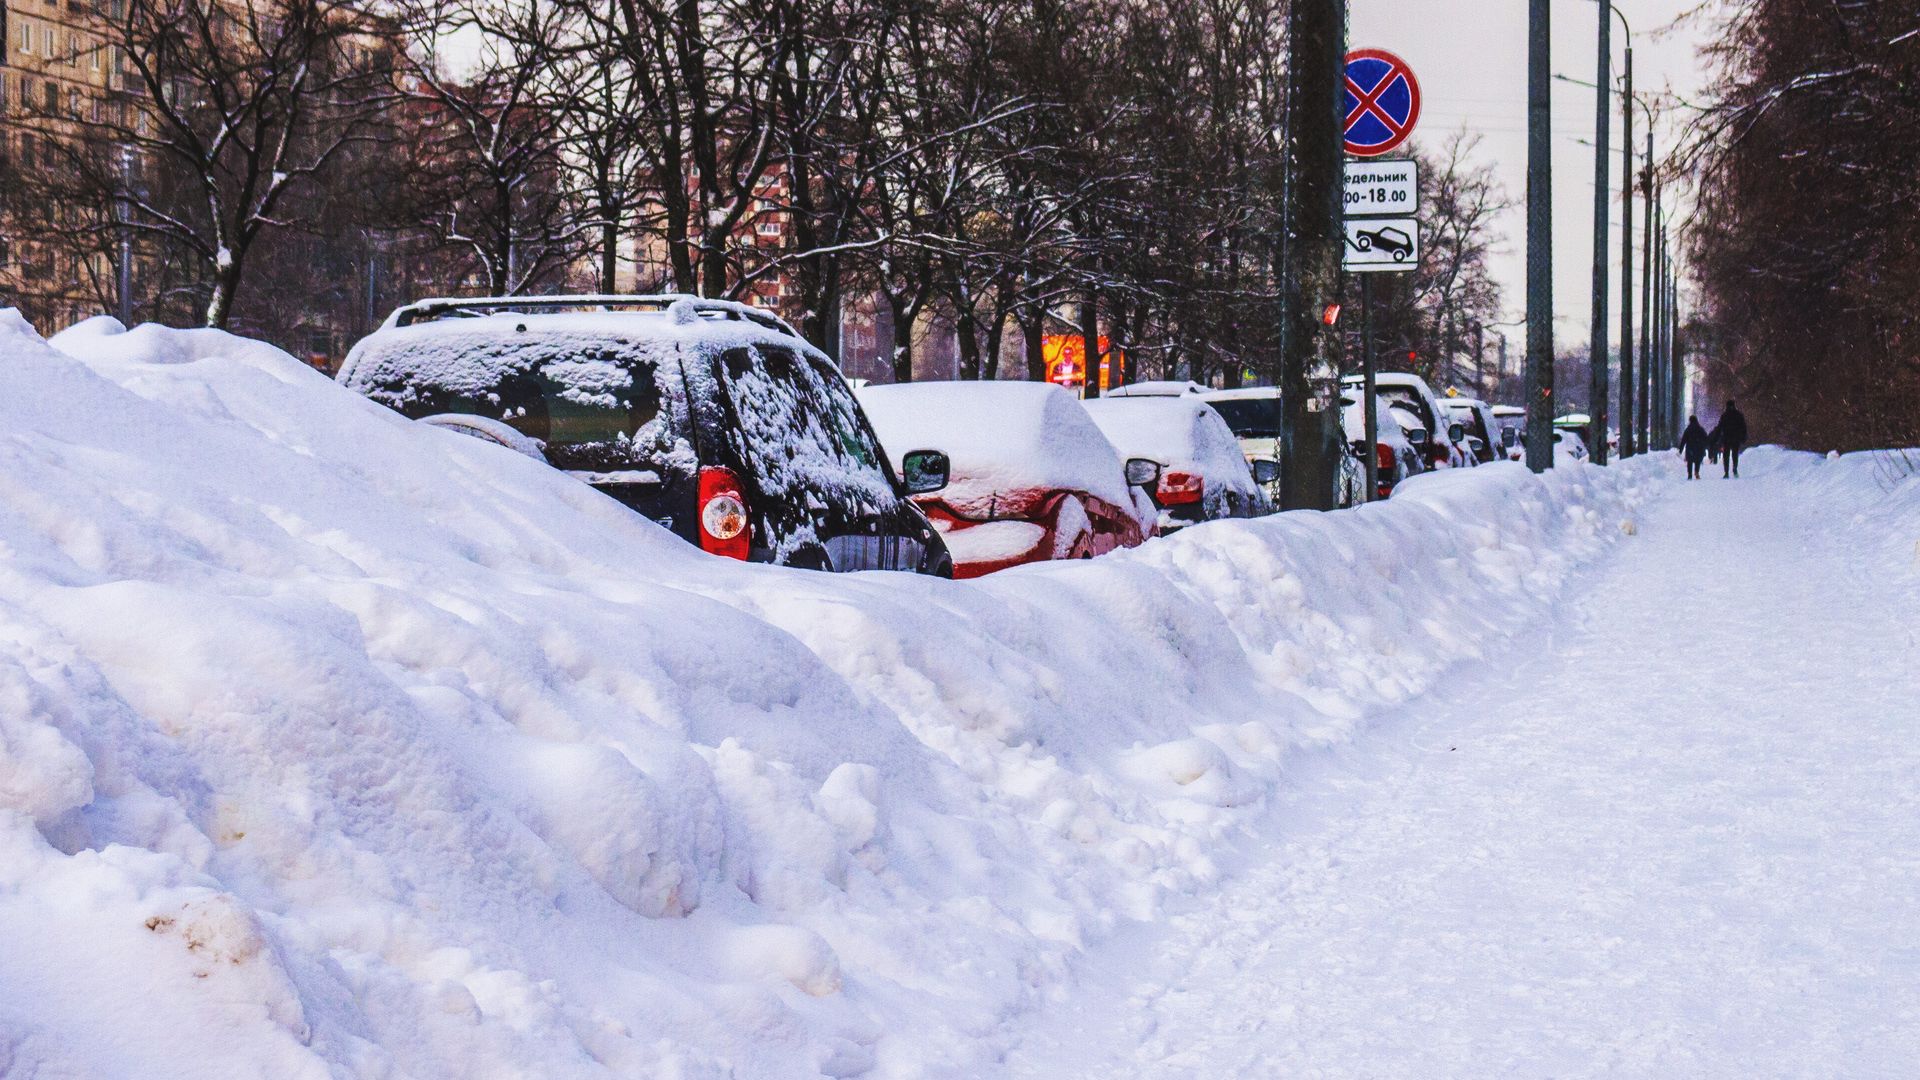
[1361,275,1378,501]
[1341,47,1421,503]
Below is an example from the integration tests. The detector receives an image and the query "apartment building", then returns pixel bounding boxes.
[0,0,131,331]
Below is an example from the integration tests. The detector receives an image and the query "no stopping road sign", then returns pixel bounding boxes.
[1344,48,1421,158]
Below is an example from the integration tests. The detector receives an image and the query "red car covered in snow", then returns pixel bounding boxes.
[856,381,1161,578]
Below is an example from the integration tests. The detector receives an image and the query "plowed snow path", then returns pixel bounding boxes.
[1003,465,1920,1077]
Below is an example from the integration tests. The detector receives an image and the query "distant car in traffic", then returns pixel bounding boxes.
[337,294,954,575]
[1082,396,1272,530]
[856,381,1160,578]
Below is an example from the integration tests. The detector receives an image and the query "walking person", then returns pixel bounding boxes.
[1678,415,1711,480]
[1712,401,1749,478]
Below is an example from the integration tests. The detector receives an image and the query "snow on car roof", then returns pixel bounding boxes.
[1198,386,1281,402]
[1081,397,1253,490]
[1105,380,1208,398]
[856,380,1131,509]
[338,300,829,391]
[1341,393,1409,442]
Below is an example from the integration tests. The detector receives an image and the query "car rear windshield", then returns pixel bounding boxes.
[711,345,898,511]
[347,332,689,475]
[1207,398,1281,439]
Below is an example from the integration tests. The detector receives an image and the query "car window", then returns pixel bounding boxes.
[713,346,897,510]
[1207,398,1281,439]
[532,356,670,472]
[352,332,683,476]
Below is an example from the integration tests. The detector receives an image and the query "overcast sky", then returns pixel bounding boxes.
[1348,0,1719,356]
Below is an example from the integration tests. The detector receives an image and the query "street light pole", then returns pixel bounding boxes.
[1639,171,1655,453]
[1617,40,1635,458]
[1525,0,1555,472]
[1585,0,1610,463]
[116,147,134,326]
[1669,253,1684,435]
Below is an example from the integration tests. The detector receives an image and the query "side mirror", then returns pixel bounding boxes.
[1448,421,1466,444]
[1250,458,1280,485]
[1406,427,1429,445]
[899,449,950,494]
[1124,457,1162,488]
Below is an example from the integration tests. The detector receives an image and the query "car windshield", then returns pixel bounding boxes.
[1207,398,1282,439]
[712,345,898,511]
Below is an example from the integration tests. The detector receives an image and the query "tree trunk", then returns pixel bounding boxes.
[1079,284,1101,399]
[1023,306,1045,382]
[888,293,914,383]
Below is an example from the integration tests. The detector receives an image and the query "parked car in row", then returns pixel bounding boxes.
[1339,391,1426,505]
[1082,396,1272,530]
[1341,372,1471,469]
[1106,380,1210,398]
[856,381,1160,578]
[1492,404,1526,461]
[338,294,955,575]
[1444,395,1504,465]
[1198,387,1283,502]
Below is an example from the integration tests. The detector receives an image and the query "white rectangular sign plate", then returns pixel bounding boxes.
[1342,217,1419,272]
[1343,160,1419,216]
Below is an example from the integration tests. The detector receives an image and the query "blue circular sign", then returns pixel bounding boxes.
[1344,49,1421,157]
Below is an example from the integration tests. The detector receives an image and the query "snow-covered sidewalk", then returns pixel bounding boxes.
[1003,455,1920,1077]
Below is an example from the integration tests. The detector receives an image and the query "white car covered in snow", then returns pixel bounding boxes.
[1081,396,1272,530]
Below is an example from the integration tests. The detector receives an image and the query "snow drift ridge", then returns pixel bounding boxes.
[0,311,1665,1078]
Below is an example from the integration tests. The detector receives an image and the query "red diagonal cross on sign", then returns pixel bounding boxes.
[1345,72,1407,138]
[1343,48,1421,157]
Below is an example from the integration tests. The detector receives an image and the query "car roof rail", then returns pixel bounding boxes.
[389,293,804,341]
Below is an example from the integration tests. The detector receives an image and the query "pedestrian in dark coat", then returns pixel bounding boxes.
[1711,401,1749,478]
[1678,416,1711,480]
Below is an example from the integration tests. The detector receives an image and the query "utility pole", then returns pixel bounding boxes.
[1617,42,1635,457]
[1524,0,1554,472]
[1669,260,1683,433]
[116,147,135,326]
[1278,0,1346,509]
[1653,220,1670,448]
[1585,0,1611,463]
[1639,175,1656,453]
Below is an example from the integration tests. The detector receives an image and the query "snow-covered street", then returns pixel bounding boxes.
[1005,459,1920,1077]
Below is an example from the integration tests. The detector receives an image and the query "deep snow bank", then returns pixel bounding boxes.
[0,311,1663,1078]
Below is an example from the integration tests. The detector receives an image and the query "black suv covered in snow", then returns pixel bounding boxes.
[338,295,954,576]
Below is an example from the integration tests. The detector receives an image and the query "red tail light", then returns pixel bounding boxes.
[1375,443,1396,499]
[697,466,751,560]
[1157,470,1203,506]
